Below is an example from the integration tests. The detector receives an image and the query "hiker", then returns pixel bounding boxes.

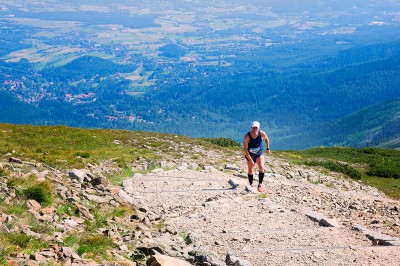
[243,121,270,192]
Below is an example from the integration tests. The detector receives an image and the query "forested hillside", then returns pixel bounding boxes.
[41,56,136,81]
[279,98,400,150]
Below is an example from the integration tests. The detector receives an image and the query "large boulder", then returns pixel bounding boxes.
[146,254,191,266]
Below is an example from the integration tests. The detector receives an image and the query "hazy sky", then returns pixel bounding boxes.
[5,0,399,13]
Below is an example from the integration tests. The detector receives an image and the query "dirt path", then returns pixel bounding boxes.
[127,157,400,265]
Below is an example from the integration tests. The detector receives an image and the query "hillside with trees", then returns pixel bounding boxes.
[279,98,400,150]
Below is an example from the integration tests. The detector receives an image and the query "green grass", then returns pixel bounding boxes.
[309,179,322,185]
[155,221,165,229]
[83,202,136,233]
[3,202,27,215]
[0,167,8,177]
[0,124,159,169]
[108,167,134,186]
[0,249,6,265]
[0,172,64,262]
[280,147,400,199]
[63,233,114,261]
[7,175,54,207]
[112,204,136,218]
[76,234,113,258]
[0,232,49,256]
[56,202,78,217]
[297,147,400,178]
[362,176,400,199]
[258,192,267,199]
[84,207,112,233]
[0,123,233,171]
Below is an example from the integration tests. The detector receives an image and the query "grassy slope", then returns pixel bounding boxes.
[1,123,399,264]
[0,123,238,171]
[279,146,400,199]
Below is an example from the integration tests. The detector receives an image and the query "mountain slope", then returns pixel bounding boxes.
[323,98,400,148]
[0,91,46,123]
[279,98,400,149]
[0,123,399,265]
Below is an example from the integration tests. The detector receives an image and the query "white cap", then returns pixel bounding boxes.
[251,121,260,128]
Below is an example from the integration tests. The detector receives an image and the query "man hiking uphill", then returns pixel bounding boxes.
[243,121,271,192]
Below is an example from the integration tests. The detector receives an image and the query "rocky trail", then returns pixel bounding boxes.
[2,150,399,266]
[123,156,400,265]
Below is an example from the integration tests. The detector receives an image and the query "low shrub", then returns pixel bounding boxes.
[305,160,362,180]
[201,137,241,147]
[367,163,400,179]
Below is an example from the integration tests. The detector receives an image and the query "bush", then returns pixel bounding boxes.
[305,160,362,180]
[367,163,400,179]
[201,137,241,147]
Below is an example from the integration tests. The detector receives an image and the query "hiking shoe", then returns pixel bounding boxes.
[257,185,262,192]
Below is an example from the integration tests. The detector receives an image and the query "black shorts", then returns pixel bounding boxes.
[245,153,262,162]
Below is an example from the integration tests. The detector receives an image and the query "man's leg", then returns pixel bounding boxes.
[256,155,265,191]
[248,173,254,186]
[246,156,255,185]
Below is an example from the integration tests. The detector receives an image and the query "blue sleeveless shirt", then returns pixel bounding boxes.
[247,131,264,155]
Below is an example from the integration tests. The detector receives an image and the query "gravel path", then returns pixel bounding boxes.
[127,158,400,265]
